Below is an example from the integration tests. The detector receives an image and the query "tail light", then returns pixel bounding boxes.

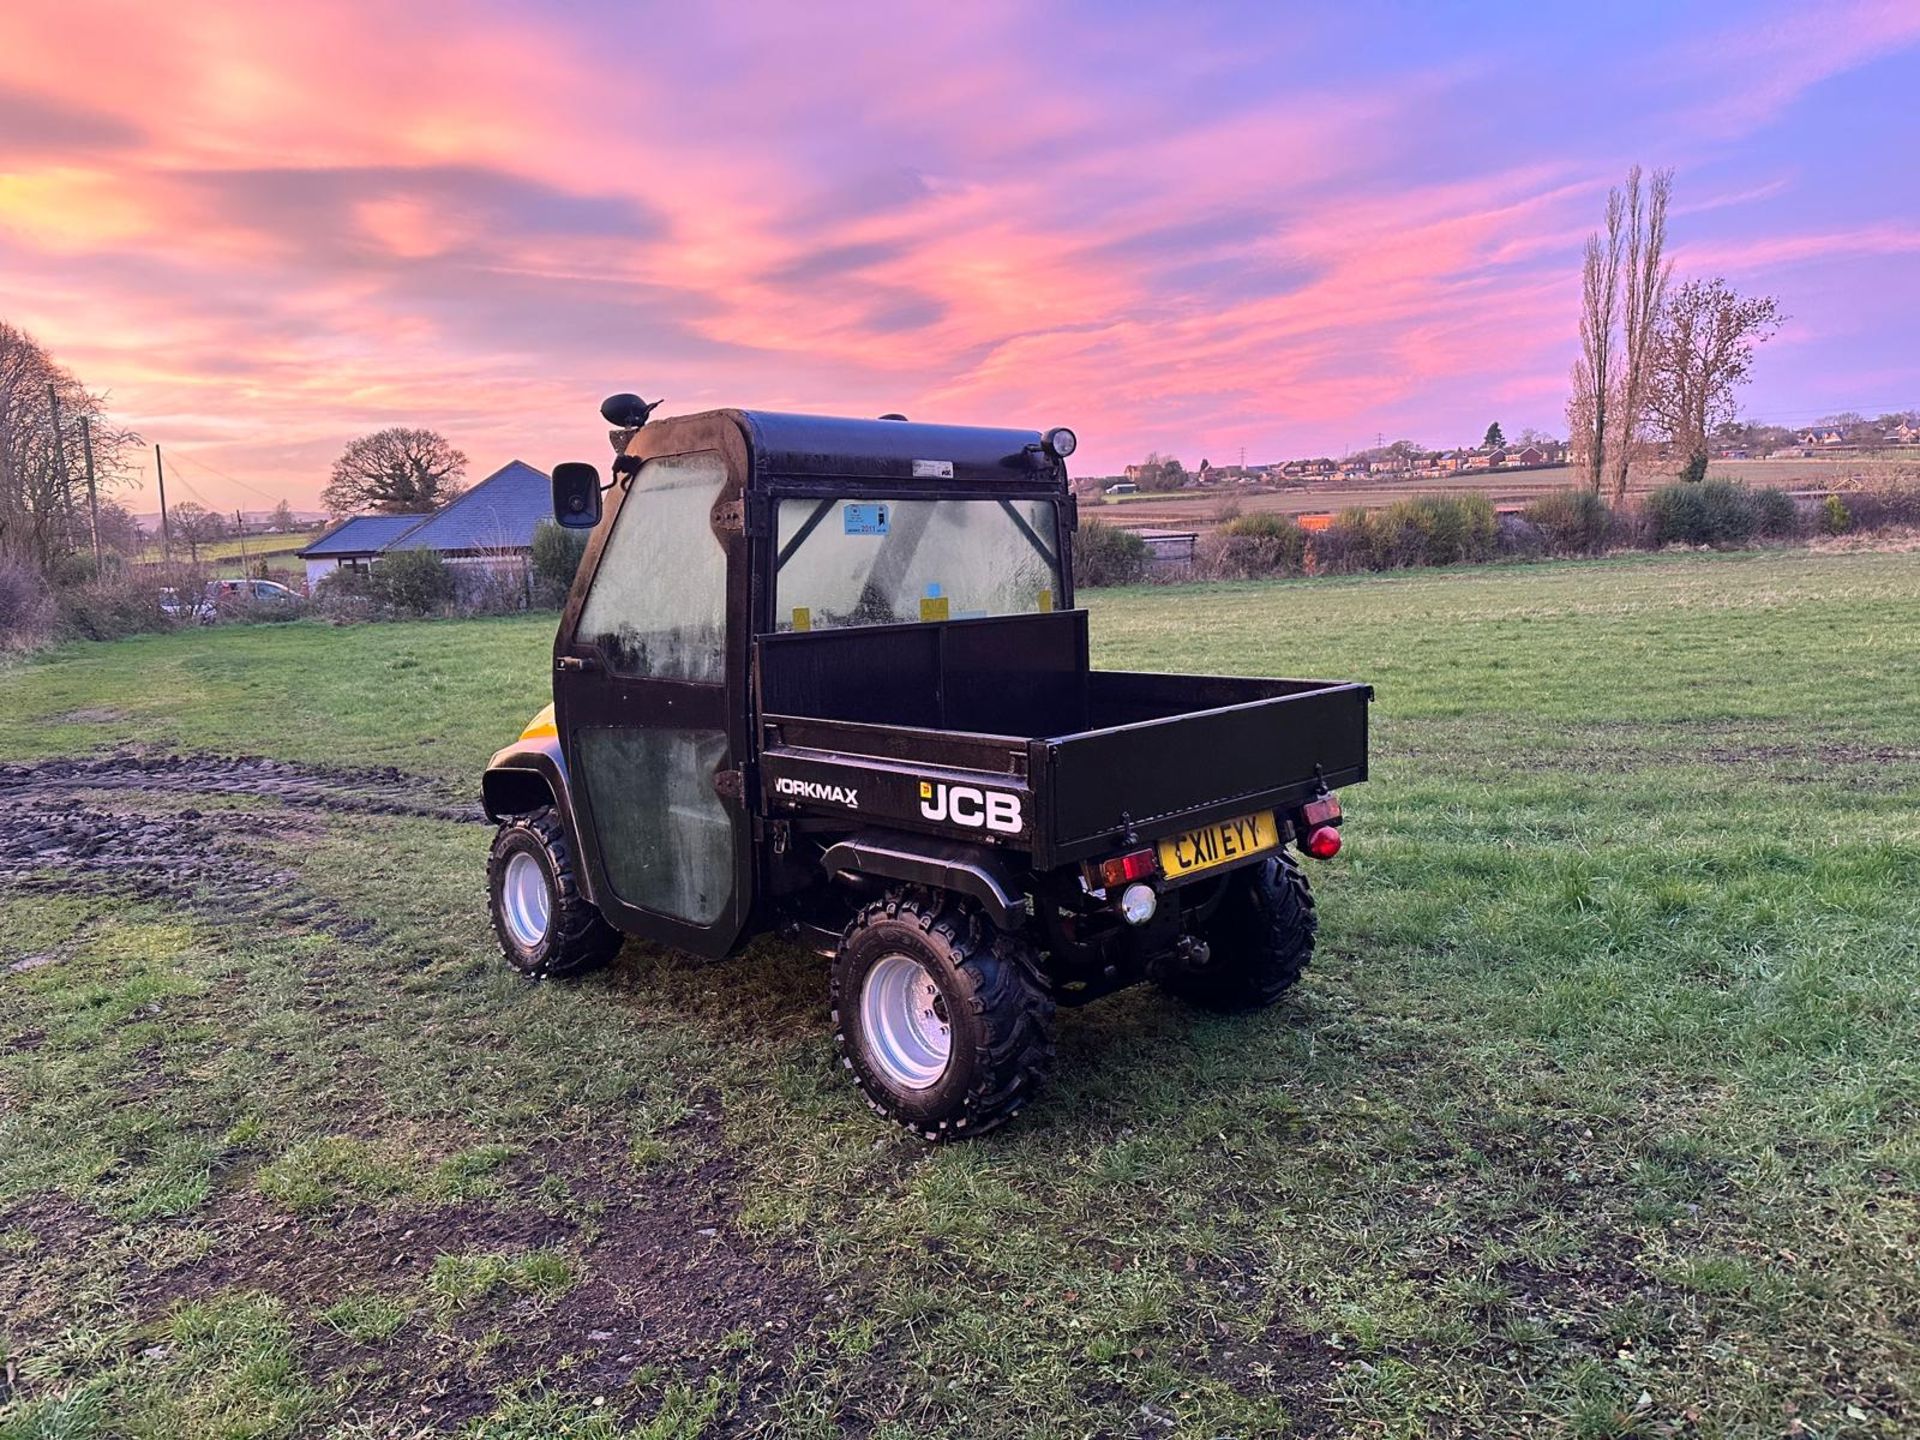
[1302,826,1342,860]
[1088,848,1157,889]
[1301,794,1342,827]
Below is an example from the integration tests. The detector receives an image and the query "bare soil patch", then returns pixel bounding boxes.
[0,752,481,922]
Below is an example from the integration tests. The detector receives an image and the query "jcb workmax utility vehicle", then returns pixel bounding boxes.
[484,398,1371,1139]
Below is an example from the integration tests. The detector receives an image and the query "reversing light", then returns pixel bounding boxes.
[1302,826,1343,860]
[1119,883,1158,925]
[1042,426,1077,459]
[1092,848,1157,889]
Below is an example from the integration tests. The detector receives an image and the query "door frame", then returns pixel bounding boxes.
[552,413,756,959]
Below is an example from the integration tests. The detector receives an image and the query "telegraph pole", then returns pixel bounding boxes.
[47,383,75,545]
[80,415,102,568]
[155,444,171,561]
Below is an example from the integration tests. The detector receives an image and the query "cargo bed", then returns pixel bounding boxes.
[756,611,1370,866]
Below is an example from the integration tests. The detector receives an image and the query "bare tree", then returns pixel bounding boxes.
[321,428,467,515]
[1569,186,1624,494]
[1609,166,1673,504]
[269,498,298,532]
[168,502,227,562]
[1568,167,1675,499]
[0,321,140,567]
[1646,279,1782,482]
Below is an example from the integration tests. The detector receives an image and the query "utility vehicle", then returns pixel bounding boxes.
[483,398,1371,1139]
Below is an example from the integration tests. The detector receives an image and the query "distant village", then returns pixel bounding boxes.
[1081,412,1920,496]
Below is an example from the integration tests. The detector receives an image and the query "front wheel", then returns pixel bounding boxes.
[486,808,623,979]
[1157,852,1316,1010]
[831,892,1054,1141]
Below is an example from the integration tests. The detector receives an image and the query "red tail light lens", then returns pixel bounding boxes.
[1302,825,1342,860]
[1093,848,1157,888]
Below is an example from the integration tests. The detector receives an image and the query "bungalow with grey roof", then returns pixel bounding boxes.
[298,460,552,592]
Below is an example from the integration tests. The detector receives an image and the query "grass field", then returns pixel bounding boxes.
[137,530,322,577]
[1091,455,1920,534]
[2,547,1917,1438]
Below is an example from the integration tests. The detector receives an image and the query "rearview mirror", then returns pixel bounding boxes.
[552,462,603,529]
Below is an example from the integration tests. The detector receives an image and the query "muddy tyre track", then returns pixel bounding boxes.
[0,752,482,926]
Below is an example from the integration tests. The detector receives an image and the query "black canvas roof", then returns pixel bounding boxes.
[729,410,1055,485]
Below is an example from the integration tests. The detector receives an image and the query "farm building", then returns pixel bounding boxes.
[298,460,550,590]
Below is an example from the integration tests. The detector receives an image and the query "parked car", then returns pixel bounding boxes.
[206,578,302,613]
[158,587,214,623]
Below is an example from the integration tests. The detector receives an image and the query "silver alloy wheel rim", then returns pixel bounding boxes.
[860,953,952,1091]
[501,850,553,950]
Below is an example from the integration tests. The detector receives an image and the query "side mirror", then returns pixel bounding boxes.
[552,461,603,529]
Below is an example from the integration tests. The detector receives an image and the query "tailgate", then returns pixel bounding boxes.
[1029,674,1370,867]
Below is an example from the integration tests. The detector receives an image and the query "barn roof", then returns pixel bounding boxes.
[383,460,551,555]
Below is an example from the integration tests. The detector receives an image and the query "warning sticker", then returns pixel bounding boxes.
[912,459,954,479]
[843,502,890,535]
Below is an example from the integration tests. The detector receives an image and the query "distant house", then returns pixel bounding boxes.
[298,514,427,590]
[382,460,553,565]
[1510,445,1547,466]
[297,460,552,591]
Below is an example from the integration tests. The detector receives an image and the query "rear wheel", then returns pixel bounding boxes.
[486,808,623,978]
[1158,852,1316,1010]
[831,891,1054,1141]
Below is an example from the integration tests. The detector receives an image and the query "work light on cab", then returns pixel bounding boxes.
[1043,426,1077,459]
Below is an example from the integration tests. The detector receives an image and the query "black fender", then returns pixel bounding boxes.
[482,733,586,853]
[821,830,1032,930]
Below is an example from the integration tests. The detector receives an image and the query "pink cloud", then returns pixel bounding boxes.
[0,0,1915,508]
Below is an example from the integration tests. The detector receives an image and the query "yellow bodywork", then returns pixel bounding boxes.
[519,703,558,741]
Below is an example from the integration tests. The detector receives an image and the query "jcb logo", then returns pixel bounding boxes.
[920,781,1022,835]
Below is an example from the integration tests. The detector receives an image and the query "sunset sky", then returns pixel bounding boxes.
[3,1,1918,512]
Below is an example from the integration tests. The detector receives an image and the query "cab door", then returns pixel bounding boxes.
[553,416,752,958]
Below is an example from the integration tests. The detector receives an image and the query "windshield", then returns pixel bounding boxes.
[774,497,1061,632]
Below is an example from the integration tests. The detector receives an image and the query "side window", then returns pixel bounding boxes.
[577,452,729,681]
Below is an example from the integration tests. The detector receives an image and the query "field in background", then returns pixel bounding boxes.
[1093,453,1920,534]
[135,529,321,578]
[2,547,1917,1437]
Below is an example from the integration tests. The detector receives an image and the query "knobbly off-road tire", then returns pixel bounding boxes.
[831,891,1055,1142]
[486,807,623,979]
[1160,852,1316,1011]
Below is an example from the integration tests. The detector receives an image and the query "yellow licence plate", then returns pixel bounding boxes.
[1157,810,1280,881]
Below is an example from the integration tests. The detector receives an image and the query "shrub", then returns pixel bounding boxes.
[1523,489,1612,555]
[1355,494,1498,569]
[1495,514,1546,558]
[0,559,53,651]
[1308,508,1378,573]
[371,549,454,615]
[530,520,589,606]
[1751,487,1802,540]
[1644,478,1758,546]
[1819,494,1851,535]
[1198,513,1308,579]
[451,559,529,616]
[1679,452,1710,484]
[1834,483,1920,531]
[57,569,178,641]
[1073,520,1151,587]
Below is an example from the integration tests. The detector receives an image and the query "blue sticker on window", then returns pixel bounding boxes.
[843,502,890,535]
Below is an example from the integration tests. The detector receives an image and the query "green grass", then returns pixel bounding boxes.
[1,546,1917,1437]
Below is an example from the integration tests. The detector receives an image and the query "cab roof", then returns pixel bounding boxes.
[722,409,1058,486]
